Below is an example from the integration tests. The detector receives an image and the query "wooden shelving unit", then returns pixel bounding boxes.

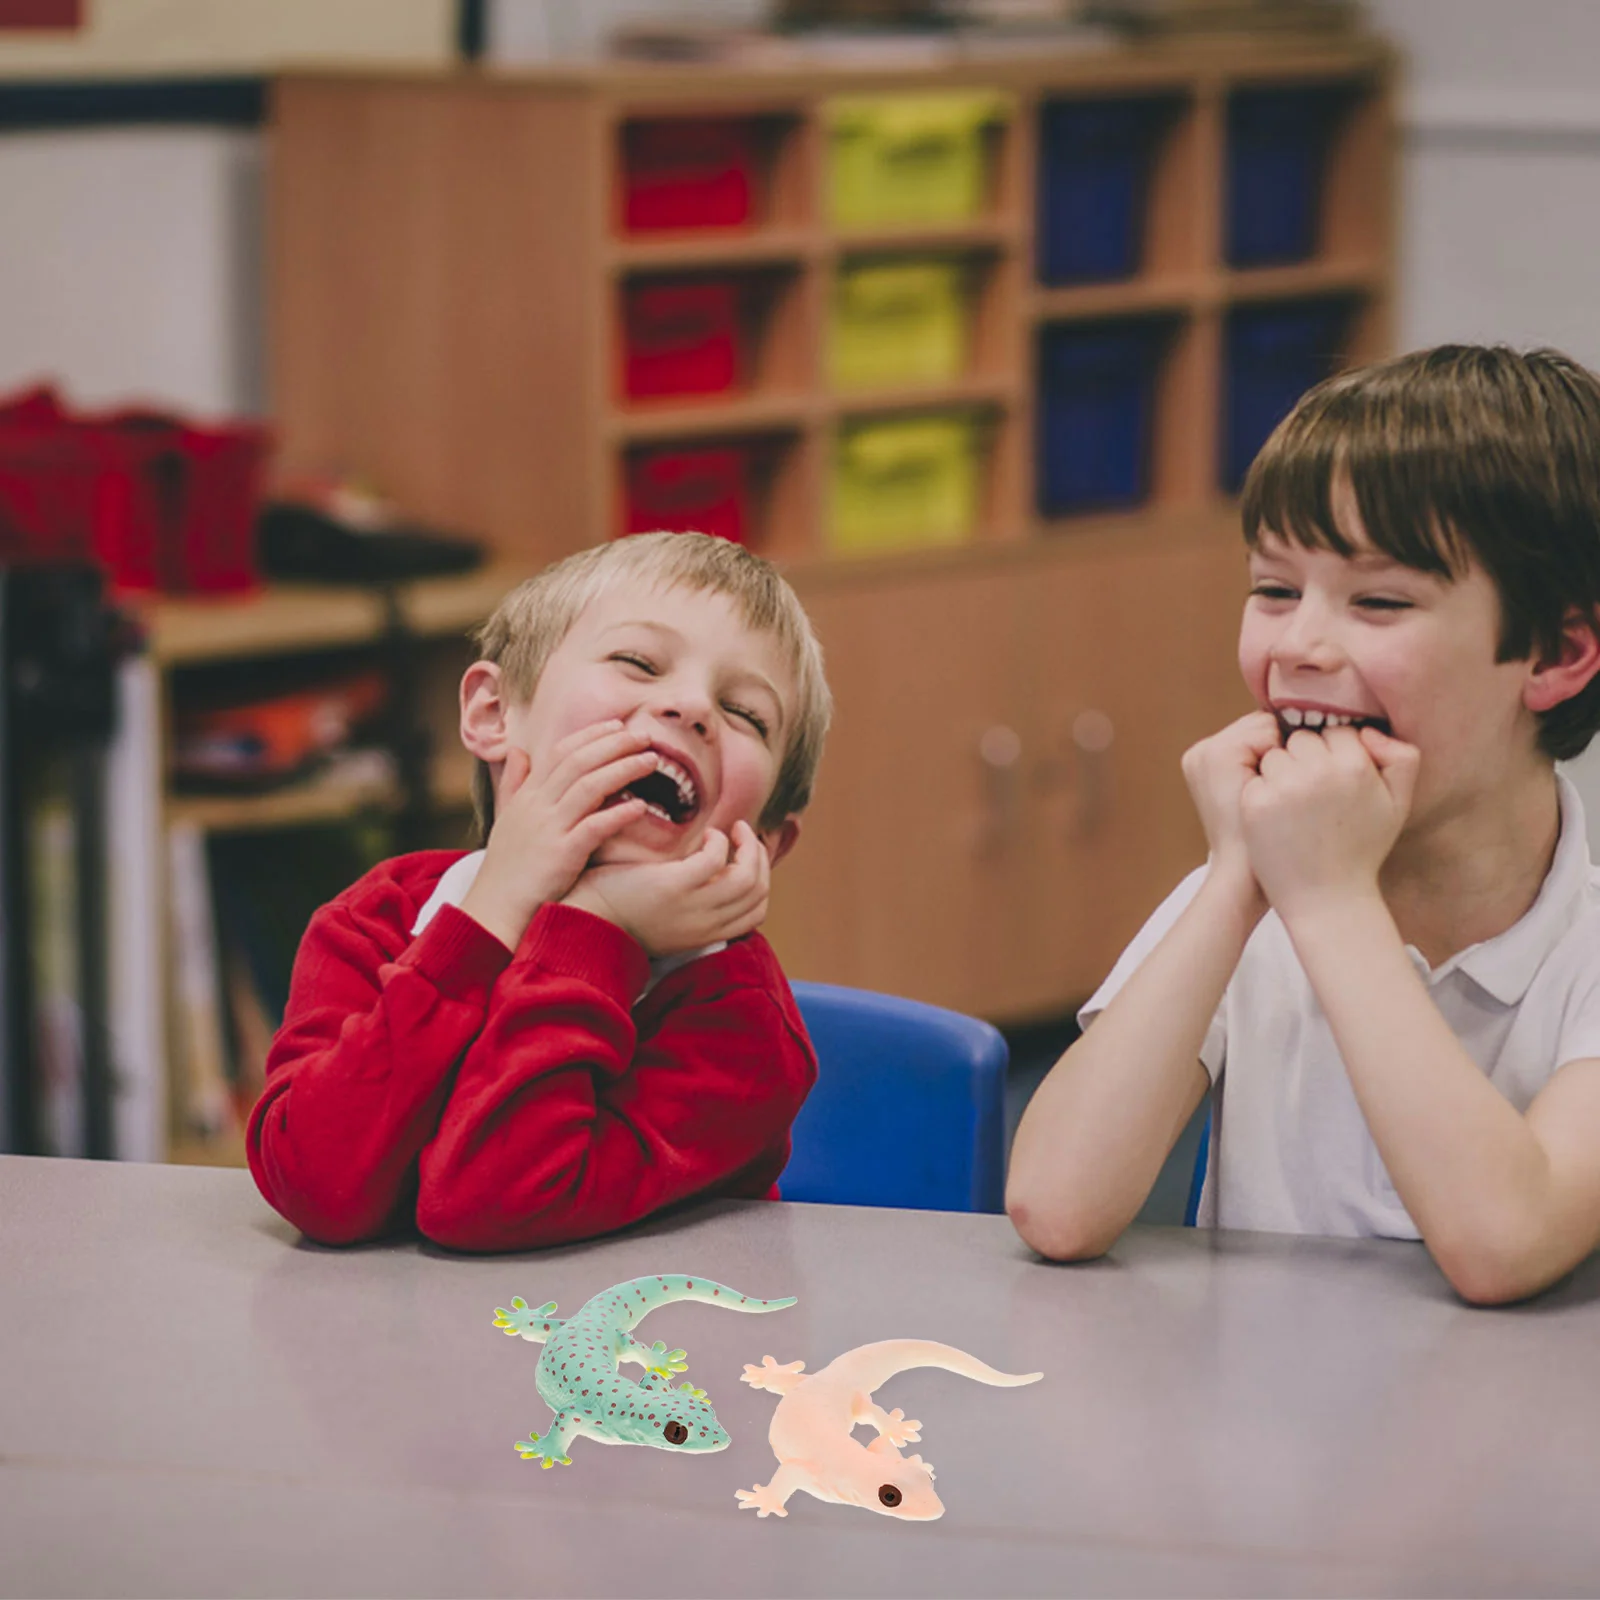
[248,32,1397,1049]
[271,39,1396,565]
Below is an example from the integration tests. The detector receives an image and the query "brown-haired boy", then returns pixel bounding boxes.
[1008,345,1600,1304]
[249,532,832,1251]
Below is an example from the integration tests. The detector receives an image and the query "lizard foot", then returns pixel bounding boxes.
[645,1340,689,1379]
[736,1482,790,1517]
[741,1355,806,1394]
[514,1430,572,1468]
[880,1407,922,1447]
[492,1298,561,1341]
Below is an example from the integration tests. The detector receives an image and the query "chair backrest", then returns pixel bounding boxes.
[782,980,1008,1213]
[1184,1106,1212,1226]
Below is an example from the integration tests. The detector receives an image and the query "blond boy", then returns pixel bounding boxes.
[250,533,831,1252]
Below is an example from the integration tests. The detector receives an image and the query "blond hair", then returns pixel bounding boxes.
[471,532,832,837]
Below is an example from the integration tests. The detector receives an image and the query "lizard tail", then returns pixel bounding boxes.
[828,1339,1042,1391]
[608,1275,797,1326]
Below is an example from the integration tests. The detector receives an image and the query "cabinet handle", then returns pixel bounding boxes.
[974,723,1023,856]
[1068,709,1114,840]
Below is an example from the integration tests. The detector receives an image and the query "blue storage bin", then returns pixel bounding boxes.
[1223,298,1352,490]
[1037,97,1173,285]
[1226,86,1349,267]
[1036,318,1171,515]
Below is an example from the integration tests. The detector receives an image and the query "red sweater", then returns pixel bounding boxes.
[246,850,817,1252]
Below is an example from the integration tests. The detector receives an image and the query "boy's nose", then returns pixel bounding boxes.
[1273,597,1343,671]
[659,700,711,738]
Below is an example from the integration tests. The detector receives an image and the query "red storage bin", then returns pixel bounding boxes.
[87,412,269,594]
[622,118,756,233]
[625,446,750,546]
[0,421,131,571]
[623,279,743,400]
[0,385,269,594]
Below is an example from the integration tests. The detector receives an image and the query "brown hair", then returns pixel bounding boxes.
[1241,344,1600,760]
[470,532,831,838]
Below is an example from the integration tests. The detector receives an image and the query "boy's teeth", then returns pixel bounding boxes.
[1280,707,1357,730]
[652,752,698,810]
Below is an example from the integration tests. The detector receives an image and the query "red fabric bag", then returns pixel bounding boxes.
[622,119,756,232]
[0,384,269,594]
[0,386,137,572]
[623,279,743,400]
[624,446,749,545]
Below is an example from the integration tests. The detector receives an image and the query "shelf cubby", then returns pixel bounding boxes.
[1222,71,1390,274]
[1219,292,1367,492]
[1034,91,1201,288]
[616,109,810,237]
[614,427,811,559]
[614,262,813,408]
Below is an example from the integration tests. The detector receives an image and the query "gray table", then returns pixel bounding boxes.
[5,1157,1600,1599]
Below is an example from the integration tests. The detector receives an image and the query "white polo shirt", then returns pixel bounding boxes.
[1079,774,1600,1240]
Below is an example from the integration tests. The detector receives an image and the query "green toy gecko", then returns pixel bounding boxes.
[493,1274,796,1467]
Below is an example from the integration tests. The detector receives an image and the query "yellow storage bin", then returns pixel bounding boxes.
[825,92,1011,229]
[830,411,984,555]
[830,257,970,391]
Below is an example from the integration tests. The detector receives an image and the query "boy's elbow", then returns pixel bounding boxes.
[1005,1185,1116,1263]
[1436,1252,1542,1307]
[1427,1221,1566,1307]
[415,1183,502,1252]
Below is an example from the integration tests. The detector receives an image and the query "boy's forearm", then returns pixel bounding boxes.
[1283,894,1571,1302]
[1007,864,1260,1260]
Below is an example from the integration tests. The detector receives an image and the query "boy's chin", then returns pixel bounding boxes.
[591,818,703,866]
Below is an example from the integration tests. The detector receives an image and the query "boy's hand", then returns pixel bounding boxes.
[563,820,772,958]
[1180,711,1283,905]
[458,722,658,950]
[1240,724,1420,923]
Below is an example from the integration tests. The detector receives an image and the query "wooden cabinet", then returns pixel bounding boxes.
[770,518,1252,1021]
[775,555,1035,1015]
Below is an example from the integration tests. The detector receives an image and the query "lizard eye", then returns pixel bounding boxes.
[663,1420,689,1445]
[878,1484,902,1508]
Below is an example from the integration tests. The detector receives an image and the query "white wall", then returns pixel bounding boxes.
[0,127,263,417]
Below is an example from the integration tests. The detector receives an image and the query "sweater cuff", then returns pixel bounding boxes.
[401,903,513,1003]
[520,902,651,1004]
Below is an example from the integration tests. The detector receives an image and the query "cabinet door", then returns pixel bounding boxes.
[767,564,1037,1016]
[1020,533,1253,1006]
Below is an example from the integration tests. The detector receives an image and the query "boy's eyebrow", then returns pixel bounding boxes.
[602,618,686,645]
[1250,543,1412,574]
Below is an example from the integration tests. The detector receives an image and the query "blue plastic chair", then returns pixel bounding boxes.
[1184,1106,1212,1226]
[782,981,1008,1213]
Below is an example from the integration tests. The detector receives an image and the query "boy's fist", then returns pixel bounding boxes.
[1241,723,1420,921]
[563,820,772,958]
[1181,710,1283,891]
[458,721,659,950]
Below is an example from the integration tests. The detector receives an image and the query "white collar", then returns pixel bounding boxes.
[1424,772,1595,1005]
[411,850,723,993]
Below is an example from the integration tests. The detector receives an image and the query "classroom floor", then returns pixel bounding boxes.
[1002,1013,1206,1227]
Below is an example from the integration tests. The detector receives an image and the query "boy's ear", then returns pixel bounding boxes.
[460,660,511,761]
[1524,607,1600,714]
[761,816,801,868]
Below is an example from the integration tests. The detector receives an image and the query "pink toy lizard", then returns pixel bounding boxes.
[735,1339,1042,1520]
